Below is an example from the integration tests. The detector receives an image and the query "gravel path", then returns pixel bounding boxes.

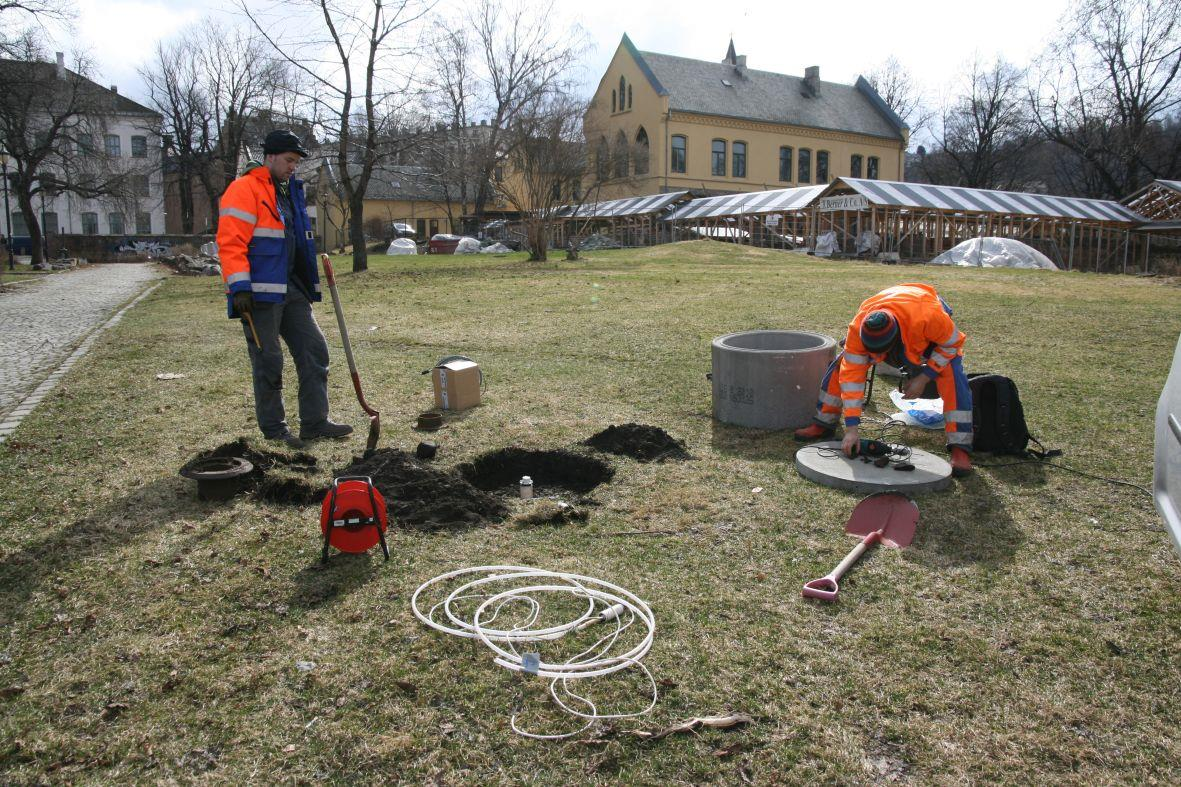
[0,264,163,422]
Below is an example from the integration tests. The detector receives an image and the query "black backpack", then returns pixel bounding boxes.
[966,374,1056,458]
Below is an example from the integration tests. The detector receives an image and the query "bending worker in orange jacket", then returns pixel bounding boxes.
[794,283,973,477]
[217,129,352,449]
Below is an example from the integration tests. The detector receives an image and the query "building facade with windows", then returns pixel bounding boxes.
[584,36,908,200]
[4,53,164,245]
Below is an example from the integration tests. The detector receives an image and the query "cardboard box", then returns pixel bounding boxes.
[432,359,482,411]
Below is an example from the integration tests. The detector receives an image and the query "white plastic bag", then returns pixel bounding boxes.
[889,389,944,429]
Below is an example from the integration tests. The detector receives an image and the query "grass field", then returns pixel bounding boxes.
[1,241,1180,784]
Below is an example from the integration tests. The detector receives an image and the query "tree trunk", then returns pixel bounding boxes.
[528,221,547,262]
[349,192,368,272]
[17,192,43,267]
[178,168,195,235]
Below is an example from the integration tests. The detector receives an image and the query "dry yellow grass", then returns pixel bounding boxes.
[0,241,1179,784]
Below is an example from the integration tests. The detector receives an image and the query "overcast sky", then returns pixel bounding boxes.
[42,0,1071,111]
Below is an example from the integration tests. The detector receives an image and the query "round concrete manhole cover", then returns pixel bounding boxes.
[794,441,952,494]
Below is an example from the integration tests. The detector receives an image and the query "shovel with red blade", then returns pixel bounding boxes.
[802,493,918,602]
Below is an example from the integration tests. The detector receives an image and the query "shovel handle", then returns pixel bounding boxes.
[802,529,883,603]
[320,254,380,454]
[243,311,262,348]
[802,576,840,602]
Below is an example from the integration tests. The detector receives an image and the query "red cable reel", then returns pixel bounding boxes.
[319,475,390,563]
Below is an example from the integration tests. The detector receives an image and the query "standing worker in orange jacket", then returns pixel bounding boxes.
[217,129,353,449]
[794,283,974,476]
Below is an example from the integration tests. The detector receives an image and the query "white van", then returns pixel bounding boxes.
[1156,333,1181,557]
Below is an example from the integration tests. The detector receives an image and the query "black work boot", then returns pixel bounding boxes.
[300,420,355,441]
[266,430,306,450]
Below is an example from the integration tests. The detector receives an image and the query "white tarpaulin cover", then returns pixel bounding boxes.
[454,237,481,254]
[814,231,838,257]
[930,237,1059,270]
[855,231,881,255]
[386,238,417,255]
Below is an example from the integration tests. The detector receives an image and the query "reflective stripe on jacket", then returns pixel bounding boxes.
[216,165,321,317]
[838,283,965,426]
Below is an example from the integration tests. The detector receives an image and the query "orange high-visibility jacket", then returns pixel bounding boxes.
[837,283,965,426]
[216,164,320,317]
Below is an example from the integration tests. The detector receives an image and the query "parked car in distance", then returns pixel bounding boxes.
[390,222,416,239]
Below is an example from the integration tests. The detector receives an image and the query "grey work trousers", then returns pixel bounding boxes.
[242,291,330,437]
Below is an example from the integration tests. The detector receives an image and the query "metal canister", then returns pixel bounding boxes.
[519,475,533,499]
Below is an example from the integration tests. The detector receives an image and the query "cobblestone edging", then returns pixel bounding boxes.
[0,280,163,444]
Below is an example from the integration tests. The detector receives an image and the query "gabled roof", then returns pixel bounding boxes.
[559,191,689,219]
[321,161,449,203]
[620,34,667,97]
[0,58,160,117]
[1122,179,1181,221]
[824,178,1145,224]
[628,45,906,141]
[665,185,825,221]
[362,165,450,203]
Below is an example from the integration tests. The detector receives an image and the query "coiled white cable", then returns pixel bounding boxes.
[412,565,658,739]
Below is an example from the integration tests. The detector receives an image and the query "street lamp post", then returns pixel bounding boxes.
[1,154,13,270]
[38,182,57,262]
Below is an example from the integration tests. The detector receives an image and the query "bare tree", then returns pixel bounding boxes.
[494,94,588,261]
[420,26,486,232]
[140,33,210,234]
[1030,0,1181,198]
[1,0,73,56]
[922,57,1037,189]
[469,0,588,224]
[0,35,137,266]
[195,22,296,230]
[242,0,433,273]
[865,56,931,141]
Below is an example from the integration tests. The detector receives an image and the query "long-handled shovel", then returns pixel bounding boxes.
[320,253,380,455]
[802,493,918,602]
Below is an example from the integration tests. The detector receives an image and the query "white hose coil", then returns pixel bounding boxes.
[412,565,658,739]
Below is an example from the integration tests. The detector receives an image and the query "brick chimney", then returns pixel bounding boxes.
[804,66,820,96]
[55,51,65,78]
[110,85,118,94]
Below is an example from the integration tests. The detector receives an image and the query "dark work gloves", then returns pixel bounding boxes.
[233,291,253,317]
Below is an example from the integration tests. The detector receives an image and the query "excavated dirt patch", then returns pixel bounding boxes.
[183,439,324,505]
[183,442,615,529]
[583,423,691,463]
[457,448,614,496]
[196,438,318,475]
[332,448,508,529]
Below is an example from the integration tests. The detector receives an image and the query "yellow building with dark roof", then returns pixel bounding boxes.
[585,35,909,199]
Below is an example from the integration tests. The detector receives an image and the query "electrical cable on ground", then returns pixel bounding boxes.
[411,566,657,740]
[973,458,1153,497]
[831,414,1153,500]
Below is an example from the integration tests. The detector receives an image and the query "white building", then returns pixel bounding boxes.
[5,53,165,243]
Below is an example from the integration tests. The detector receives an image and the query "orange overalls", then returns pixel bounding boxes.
[812,283,973,450]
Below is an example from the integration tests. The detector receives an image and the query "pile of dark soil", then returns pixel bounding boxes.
[184,439,324,505]
[457,448,614,495]
[333,448,508,529]
[255,477,325,505]
[583,424,691,463]
[197,438,318,474]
